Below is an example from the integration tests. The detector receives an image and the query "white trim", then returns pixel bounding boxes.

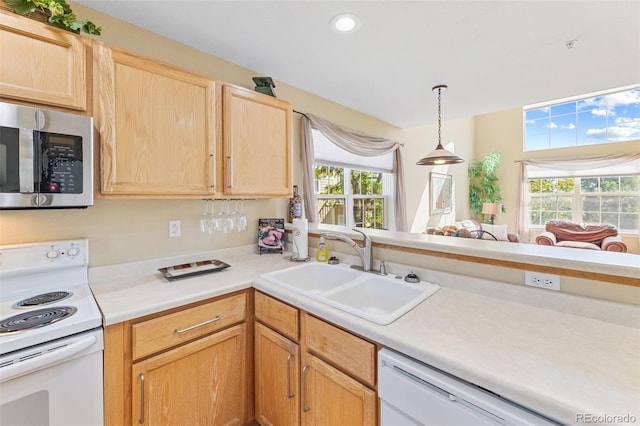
[523,84,640,111]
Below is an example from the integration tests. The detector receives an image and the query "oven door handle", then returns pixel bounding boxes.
[0,335,97,384]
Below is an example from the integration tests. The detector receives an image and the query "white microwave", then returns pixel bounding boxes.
[0,102,94,209]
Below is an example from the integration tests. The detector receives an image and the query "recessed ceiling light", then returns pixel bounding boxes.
[330,13,361,33]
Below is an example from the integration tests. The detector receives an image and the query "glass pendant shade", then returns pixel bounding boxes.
[417,85,464,166]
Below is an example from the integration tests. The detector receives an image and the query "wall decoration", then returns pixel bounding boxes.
[430,172,452,214]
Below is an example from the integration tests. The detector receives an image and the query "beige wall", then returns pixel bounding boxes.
[400,118,474,232]
[474,108,640,254]
[0,3,445,265]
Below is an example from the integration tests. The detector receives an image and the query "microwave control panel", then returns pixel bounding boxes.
[40,132,83,194]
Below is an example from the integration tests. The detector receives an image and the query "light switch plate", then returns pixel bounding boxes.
[169,220,181,238]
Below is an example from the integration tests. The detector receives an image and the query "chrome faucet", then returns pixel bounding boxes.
[321,229,372,272]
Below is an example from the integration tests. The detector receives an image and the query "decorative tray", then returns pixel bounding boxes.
[158,259,231,281]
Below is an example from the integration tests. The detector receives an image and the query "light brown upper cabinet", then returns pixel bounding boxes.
[222,84,292,197]
[93,42,218,196]
[0,10,88,111]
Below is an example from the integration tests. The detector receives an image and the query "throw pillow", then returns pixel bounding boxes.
[556,241,601,250]
[481,223,509,241]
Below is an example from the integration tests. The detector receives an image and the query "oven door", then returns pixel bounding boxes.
[0,328,104,426]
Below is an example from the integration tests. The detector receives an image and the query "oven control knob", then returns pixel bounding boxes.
[45,248,60,260]
[67,247,80,257]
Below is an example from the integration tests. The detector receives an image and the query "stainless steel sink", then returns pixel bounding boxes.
[260,262,440,325]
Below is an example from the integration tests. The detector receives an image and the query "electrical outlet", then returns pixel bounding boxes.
[169,220,181,238]
[525,271,560,291]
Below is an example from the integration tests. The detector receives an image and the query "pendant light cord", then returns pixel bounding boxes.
[416,83,464,165]
[437,87,442,149]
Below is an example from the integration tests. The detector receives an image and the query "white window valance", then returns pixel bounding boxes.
[313,129,394,173]
[301,113,407,231]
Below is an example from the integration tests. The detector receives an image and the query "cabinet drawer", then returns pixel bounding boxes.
[132,293,246,359]
[255,292,299,341]
[303,313,376,387]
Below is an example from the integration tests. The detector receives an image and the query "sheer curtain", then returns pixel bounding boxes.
[301,113,407,231]
[517,153,640,241]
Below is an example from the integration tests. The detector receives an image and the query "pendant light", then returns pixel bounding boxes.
[417,85,464,165]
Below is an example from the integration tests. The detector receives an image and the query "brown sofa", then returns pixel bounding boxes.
[535,220,627,252]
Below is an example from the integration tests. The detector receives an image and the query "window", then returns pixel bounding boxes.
[524,87,640,151]
[314,164,389,229]
[528,175,640,231]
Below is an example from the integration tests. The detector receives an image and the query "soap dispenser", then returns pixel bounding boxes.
[316,236,328,262]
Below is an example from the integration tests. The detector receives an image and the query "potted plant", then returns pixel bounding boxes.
[5,0,101,35]
[468,151,505,219]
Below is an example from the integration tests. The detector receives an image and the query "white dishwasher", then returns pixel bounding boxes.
[378,348,560,425]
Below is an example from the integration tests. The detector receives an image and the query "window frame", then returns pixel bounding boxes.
[314,163,391,229]
[527,174,640,233]
[523,85,640,152]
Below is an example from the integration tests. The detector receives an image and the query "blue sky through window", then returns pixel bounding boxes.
[524,88,640,151]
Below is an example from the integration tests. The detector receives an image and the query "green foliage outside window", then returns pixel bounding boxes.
[528,175,640,230]
[315,165,385,229]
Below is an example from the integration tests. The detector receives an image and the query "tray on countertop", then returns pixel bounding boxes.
[158,259,231,281]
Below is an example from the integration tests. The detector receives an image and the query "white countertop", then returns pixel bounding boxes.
[90,246,640,426]
[310,225,640,280]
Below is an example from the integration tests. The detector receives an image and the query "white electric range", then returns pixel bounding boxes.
[0,239,104,426]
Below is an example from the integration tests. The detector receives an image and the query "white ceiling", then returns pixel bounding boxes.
[77,0,640,129]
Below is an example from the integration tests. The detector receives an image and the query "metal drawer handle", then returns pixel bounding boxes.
[138,373,145,424]
[174,315,221,334]
[286,353,295,398]
[302,364,310,412]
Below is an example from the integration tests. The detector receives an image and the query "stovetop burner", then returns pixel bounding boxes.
[0,306,78,335]
[13,291,73,308]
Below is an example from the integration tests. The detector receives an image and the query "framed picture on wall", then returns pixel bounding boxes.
[430,172,452,214]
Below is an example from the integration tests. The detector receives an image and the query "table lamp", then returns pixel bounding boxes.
[482,203,502,225]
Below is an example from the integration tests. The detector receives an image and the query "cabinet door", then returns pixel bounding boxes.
[222,84,291,197]
[94,42,218,196]
[301,353,376,426]
[255,323,300,426]
[131,324,247,426]
[0,11,87,110]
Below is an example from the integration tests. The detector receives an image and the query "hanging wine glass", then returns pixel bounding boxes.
[214,199,228,233]
[229,199,241,233]
[237,199,248,232]
[200,200,214,235]
[225,199,234,232]
[199,200,208,233]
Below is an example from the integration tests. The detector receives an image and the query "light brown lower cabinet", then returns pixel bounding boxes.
[103,291,251,426]
[301,352,377,426]
[254,322,300,426]
[104,290,375,426]
[132,324,247,425]
[254,291,377,426]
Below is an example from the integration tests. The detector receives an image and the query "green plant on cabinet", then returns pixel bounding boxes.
[6,0,101,34]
